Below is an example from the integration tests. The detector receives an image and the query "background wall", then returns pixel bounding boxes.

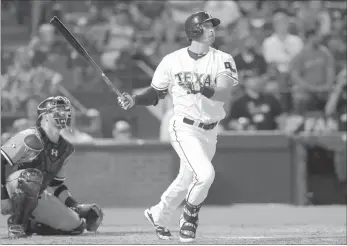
[62,132,347,208]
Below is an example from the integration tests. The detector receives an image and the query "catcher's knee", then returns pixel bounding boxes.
[17,168,43,198]
[9,169,43,223]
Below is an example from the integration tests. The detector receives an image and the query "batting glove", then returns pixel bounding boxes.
[118,93,135,110]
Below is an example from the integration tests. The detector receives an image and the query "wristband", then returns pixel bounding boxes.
[65,196,79,208]
[201,86,215,98]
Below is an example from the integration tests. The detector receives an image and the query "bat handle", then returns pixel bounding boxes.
[101,73,122,97]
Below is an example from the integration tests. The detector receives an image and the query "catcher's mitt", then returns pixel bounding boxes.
[75,203,104,232]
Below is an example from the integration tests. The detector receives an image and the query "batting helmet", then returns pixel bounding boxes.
[185,11,220,41]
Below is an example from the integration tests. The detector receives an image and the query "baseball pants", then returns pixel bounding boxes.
[150,115,217,227]
[6,169,81,231]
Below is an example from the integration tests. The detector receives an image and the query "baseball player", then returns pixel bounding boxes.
[1,96,103,238]
[118,11,238,242]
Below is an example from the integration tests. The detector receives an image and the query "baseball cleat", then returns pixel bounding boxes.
[144,209,172,240]
[7,216,29,239]
[8,225,28,239]
[179,215,197,243]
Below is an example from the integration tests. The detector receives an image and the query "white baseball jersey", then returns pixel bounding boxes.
[151,47,238,123]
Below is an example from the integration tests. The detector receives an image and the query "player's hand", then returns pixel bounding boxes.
[118,93,135,110]
[74,203,104,232]
[1,199,12,215]
[190,82,202,94]
[182,82,202,94]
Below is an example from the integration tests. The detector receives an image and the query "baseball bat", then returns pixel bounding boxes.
[49,16,122,97]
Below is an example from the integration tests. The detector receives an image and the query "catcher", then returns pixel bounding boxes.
[1,96,103,238]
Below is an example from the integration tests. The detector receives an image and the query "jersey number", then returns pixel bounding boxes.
[224,62,236,73]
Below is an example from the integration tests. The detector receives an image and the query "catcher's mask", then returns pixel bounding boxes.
[37,96,72,129]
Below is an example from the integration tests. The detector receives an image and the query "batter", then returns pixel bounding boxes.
[118,11,239,242]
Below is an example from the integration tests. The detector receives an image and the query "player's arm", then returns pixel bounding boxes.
[200,55,239,103]
[49,164,80,208]
[49,145,103,231]
[48,145,80,209]
[118,56,171,109]
[133,86,168,106]
[1,131,43,200]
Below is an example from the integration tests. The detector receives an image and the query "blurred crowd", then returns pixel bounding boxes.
[1,0,346,143]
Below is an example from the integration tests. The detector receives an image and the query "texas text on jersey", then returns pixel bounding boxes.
[150,46,238,123]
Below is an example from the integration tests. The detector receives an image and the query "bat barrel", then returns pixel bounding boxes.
[50,16,123,97]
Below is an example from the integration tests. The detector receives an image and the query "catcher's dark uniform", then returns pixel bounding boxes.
[1,96,103,237]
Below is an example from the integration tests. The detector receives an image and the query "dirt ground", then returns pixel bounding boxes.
[0,204,346,244]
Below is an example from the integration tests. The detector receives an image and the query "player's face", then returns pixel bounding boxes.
[47,106,72,130]
[200,22,215,44]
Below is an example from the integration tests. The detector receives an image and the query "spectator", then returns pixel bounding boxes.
[1,132,12,144]
[204,0,241,28]
[112,120,133,141]
[220,16,251,56]
[233,35,268,81]
[100,3,135,71]
[167,0,205,27]
[325,67,347,132]
[225,73,282,131]
[290,28,335,115]
[12,118,30,132]
[29,24,64,65]
[130,0,166,31]
[323,10,347,74]
[25,95,44,126]
[237,0,258,17]
[2,47,34,111]
[2,46,61,112]
[308,0,331,36]
[79,108,103,138]
[153,25,181,63]
[262,8,304,113]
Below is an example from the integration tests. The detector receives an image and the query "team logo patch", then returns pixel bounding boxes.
[51,149,58,157]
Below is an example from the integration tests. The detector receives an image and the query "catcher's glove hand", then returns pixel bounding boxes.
[74,203,104,232]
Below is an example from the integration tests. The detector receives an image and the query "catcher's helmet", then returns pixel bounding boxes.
[185,11,220,41]
[37,96,72,129]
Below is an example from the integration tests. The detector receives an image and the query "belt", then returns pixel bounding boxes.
[183,117,218,130]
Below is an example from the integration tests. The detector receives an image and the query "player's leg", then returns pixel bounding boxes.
[148,159,193,226]
[174,135,216,206]
[6,169,43,238]
[6,170,85,236]
[171,120,218,242]
[28,190,86,235]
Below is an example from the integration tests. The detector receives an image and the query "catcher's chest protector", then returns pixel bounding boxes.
[16,127,74,191]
